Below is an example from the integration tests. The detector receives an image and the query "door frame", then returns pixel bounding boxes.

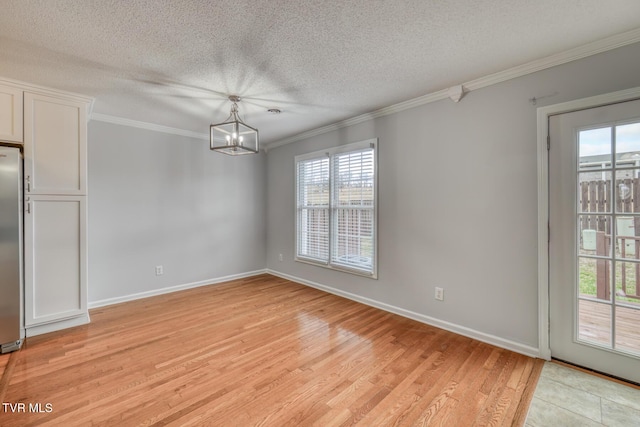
[537,86,640,360]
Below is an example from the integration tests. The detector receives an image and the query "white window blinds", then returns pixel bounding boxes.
[331,149,375,272]
[296,157,330,263]
[295,139,377,277]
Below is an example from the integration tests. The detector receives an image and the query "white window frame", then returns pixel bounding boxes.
[295,138,378,278]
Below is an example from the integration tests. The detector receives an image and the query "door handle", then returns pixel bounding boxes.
[26,197,30,214]
[26,175,31,192]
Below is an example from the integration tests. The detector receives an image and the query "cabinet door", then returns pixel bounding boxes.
[0,84,23,143]
[24,92,87,195]
[24,195,87,326]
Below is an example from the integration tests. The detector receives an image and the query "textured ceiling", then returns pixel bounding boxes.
[1,0,640,145]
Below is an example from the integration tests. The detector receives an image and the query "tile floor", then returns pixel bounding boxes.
[525,362,640,426]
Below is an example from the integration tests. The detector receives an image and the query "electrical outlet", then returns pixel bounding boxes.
[435,287,444,301]
[155,265,164,276]
[278,253,283,262]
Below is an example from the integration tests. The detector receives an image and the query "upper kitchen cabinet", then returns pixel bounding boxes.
[0,84,23,143]
[24,92,89,195]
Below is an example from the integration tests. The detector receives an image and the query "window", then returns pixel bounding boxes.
[296,139,377,277]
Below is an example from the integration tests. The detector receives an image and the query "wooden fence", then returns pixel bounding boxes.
[580,177,640,233]
[583,177,640,300]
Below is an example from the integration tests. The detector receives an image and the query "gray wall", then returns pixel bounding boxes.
[88,121,266,304]
[84,42,640,351]
[266,42,640,350]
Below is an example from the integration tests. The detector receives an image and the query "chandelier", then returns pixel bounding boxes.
[210,95,259,155]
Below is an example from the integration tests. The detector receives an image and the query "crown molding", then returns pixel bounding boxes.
[0,75,95,116]
[0,75,93,104]
[49,27,640,147]
[91,113,209,140]
[465,27,640,92]
[265,27,640,150]
[266,90,449,150]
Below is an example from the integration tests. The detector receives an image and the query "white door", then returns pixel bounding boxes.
[549,98,640,383]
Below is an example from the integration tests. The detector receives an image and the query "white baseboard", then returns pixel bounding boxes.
[88,269,267,309]
[26,313,91,337]
[267,269,540,359]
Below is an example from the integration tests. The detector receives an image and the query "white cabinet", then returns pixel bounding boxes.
[24,92,87,195]
[21,88,91,335]
[24,196,87,327]
[0,77,92,336]
[0,84,23,143]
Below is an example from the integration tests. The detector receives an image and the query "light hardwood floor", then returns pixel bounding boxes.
[0,274,542,426]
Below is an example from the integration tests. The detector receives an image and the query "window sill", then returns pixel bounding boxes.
[295,256,378,279]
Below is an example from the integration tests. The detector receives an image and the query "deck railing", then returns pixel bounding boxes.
[595,231,640,301]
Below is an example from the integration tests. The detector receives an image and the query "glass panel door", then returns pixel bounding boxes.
[577,123,640,355]
[549,98,640,383]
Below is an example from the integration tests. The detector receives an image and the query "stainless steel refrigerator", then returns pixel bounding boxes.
[0,146,23,353]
